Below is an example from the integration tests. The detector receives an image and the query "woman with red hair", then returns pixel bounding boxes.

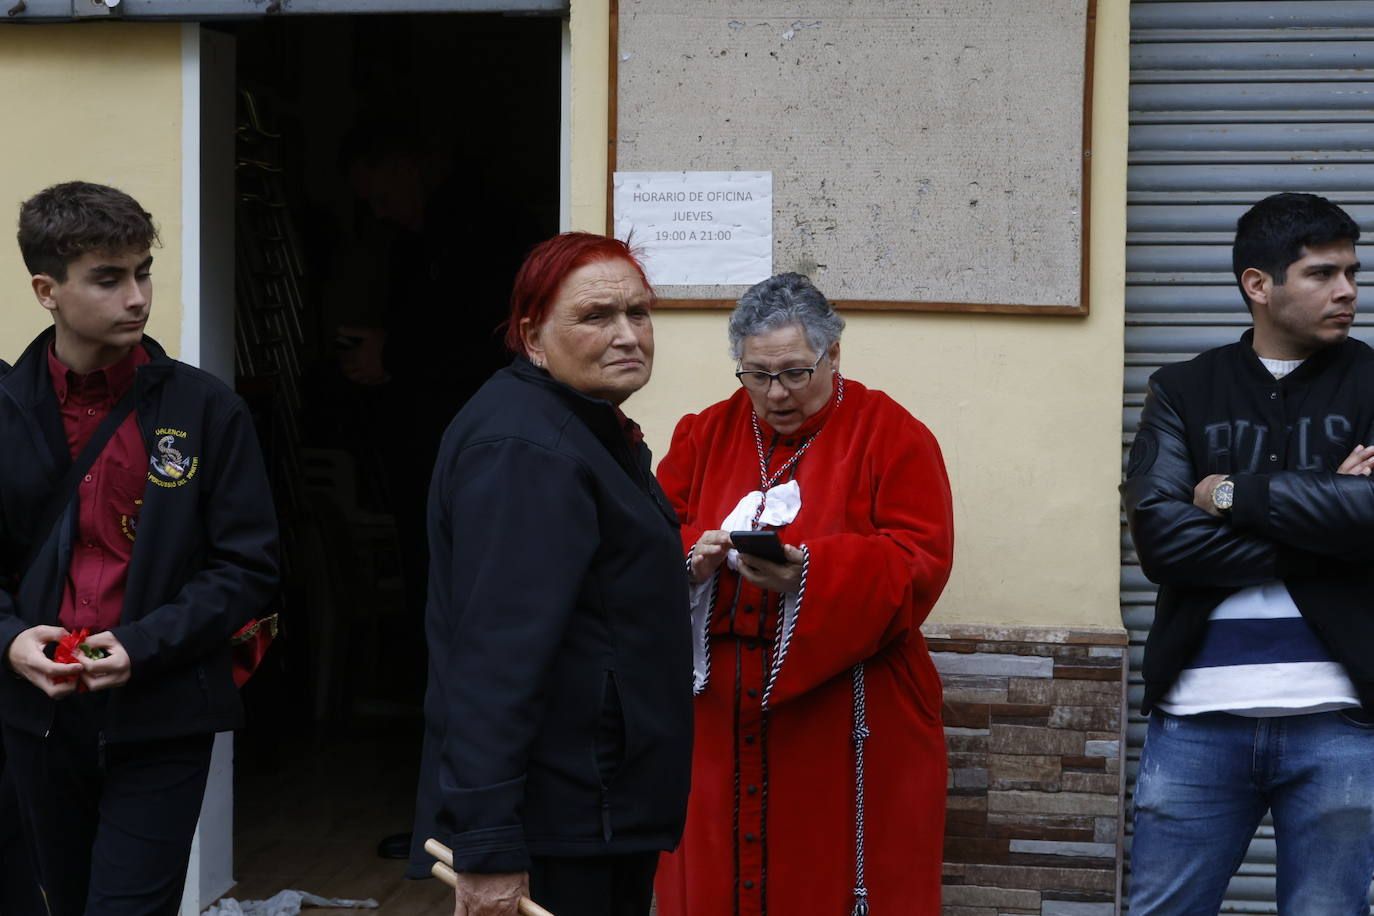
[408,233,693,916]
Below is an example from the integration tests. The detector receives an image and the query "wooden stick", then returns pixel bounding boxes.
[424,838,556,916]
[425,837,455,868]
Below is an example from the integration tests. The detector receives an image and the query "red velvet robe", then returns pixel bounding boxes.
[654,378,954,916]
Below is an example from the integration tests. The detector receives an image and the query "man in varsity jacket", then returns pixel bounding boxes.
[0,182,279,915]
[1122,192,1374,913]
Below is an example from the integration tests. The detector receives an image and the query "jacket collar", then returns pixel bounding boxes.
[1238,328,1348,385]
[5,327,173,395]
[3,328,175,469]
[46,339,148,405]
[508,356,642,455]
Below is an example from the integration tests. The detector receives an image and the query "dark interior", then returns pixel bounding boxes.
[218,13,561,886]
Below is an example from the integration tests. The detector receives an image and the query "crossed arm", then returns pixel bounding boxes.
[1192,445,1374,517]
[1121,380,1374,588]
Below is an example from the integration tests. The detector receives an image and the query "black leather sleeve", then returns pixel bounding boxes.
[1121,379,1284,588]
[1231,464,1374,559]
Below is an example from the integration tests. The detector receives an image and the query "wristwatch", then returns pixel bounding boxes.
[1211,477,1235,516]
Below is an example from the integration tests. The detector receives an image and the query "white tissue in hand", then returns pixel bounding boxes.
[720,480,801,570]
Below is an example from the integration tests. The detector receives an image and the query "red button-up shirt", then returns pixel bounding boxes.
[46,344,150,633]
[615,407,646,449]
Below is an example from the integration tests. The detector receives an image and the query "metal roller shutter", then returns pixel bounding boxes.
[1125,2,1374,911]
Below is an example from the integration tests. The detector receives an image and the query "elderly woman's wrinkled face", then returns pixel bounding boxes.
[738,324,839,435]
[523,258,654,405]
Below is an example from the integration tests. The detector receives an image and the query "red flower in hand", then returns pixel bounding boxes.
[53,628,89,689]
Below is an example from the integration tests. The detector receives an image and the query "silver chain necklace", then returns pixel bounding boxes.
[747,374,845,529]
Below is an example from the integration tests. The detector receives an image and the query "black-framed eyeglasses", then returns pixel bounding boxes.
[735,353,825,392]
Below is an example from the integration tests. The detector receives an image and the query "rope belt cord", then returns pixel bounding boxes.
[851,662,870,916]
[748,375,845,530]
[703,573,718,691]
[686,546,718,695]
[761,545,807,711]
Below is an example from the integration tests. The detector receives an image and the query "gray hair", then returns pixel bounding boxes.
[728,272,846,360]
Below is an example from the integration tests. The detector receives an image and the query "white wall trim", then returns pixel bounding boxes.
[180,22,201,367]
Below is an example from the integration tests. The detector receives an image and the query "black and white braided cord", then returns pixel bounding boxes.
[747,374,845,530]
[748,414,816,529]
[761,543,808,711]
[686,545,720,695]
[851,662,871,916]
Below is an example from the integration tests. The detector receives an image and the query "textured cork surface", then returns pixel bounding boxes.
[615,0,1090,308]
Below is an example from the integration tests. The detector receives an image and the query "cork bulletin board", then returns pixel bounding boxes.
[610,0,1096,315]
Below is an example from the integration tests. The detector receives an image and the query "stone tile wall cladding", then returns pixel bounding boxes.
[927,624,1128,916]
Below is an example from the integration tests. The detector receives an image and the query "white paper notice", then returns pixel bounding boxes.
[613,171,772,286]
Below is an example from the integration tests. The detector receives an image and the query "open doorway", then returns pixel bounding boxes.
[213,13,562,908]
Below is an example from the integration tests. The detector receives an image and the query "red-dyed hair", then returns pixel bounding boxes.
[503,232,654,354]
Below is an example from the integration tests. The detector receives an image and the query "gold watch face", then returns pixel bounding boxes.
[1213,481,1234,510]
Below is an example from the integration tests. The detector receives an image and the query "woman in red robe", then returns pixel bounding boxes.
[654,273,954,916]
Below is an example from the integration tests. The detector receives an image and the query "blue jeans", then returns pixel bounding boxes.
[1130,710,1374,915]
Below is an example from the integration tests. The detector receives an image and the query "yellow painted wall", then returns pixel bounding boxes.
[0,24,184,364]
[570,0,1129,629]
[568,0,610,234]
[0,7,1128,630]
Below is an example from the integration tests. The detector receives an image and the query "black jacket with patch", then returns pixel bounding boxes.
[1122,329,1374,714]
[0,329,279,742]
[408,358,693,875]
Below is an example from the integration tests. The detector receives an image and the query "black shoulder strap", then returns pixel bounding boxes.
[21,384,140,577]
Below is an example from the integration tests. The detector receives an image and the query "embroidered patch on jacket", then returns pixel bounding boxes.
[120,498,143,542]
[1127,429,1159,477]
[147,428,199,488]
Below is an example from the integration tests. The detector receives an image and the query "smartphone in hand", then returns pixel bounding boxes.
[729,530,788,564]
